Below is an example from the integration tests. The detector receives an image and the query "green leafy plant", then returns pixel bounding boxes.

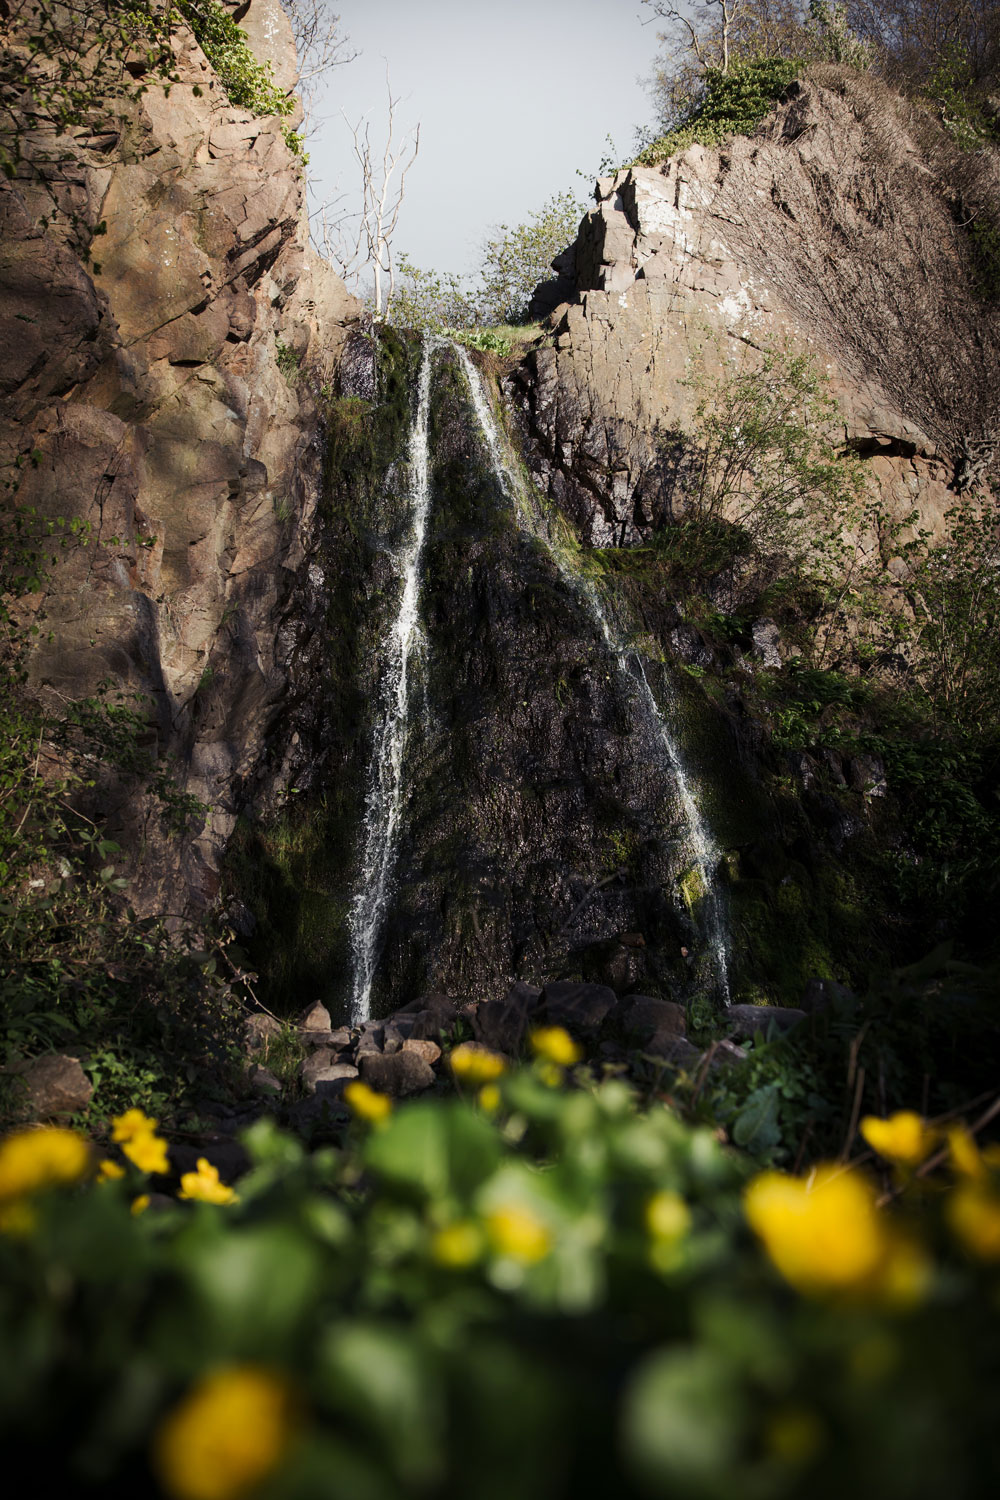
[635,57,802,166]
[3,1062,1000,1497]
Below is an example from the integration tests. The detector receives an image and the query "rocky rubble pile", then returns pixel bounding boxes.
[242,977,846,1125]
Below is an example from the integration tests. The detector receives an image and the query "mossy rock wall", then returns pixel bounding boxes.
[224,338,899,1024]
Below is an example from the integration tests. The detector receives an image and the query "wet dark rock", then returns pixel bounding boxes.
[474,982,542,1054]
[645,1034,703,1068]
[619,995,686,1042]
[800,978,855,1014]
[539,981,617,1037]
[359,1049,436,1098]
[382,1024,405,1055]
[725,1005,807,1041]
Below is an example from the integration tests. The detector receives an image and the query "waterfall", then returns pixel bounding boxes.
[348,335,437,1024]
[455,344,732,1003]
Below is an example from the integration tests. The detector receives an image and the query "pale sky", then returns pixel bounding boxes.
[303,0,660,282]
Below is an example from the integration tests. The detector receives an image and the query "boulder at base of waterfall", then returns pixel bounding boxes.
[9,1054,93,1119]
[800,978,855,1014]
[298,1002,332,1033]
[619,995,687,1042]
[402,1038,442,1066]
[242,1013,282,1054]
[300,1049,337,1093]
[725,1005,807,1041]
[645,1035,704,1069]
[312,1064,359,1100]
[301,1025,353,1050]
[474,982,543,1054]
[249,1066,283,1096]
[359,1049,436,1097]
[382,1024,406,1055]
[394,993,459,1042]
[539,981,617,1037]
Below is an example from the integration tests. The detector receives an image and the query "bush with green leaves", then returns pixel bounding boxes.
[635,57,803,166]
[3,1058,1000,1499]
[391,192,582,331]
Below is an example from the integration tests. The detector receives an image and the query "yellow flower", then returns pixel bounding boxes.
[529,1027,583,1068]
[122,1130,170,1176]
[645,1190,692,1244]
[431,1220,483,1268]
[132,1194,151,1216]
[343,1080,392,1124]
[745,1164,927,1301]
[178,1158,239,1206]
[478,1083,501,1113]
[765,1407,825,1466]
[0,1126,91,1203]
[153,1365,295,1500]
[0,1200,36,1236]
[946,1182,1000,1260]
[947,1125,985,1178]
[860,1111,938,1167]
[485,1203,553,1264]
[111,1109,160,1144]
[97,1158,126,1182]
[448,1043,507,1085]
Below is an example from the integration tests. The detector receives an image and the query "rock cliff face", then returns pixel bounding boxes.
[516,68,995,550]
[0,0,358,914]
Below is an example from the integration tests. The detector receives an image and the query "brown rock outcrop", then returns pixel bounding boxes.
[515,70,992,552]
[0,1,359,915]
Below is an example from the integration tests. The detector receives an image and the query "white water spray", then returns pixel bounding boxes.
[348,336,437,1024]
[455,344,731,1002]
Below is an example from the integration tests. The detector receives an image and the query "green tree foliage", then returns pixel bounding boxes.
[392,191,582,331]
[635,55,803,164]
[671,344,870,582]
[476,190,582,325]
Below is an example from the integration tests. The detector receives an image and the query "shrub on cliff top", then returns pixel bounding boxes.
[634,56,802,166]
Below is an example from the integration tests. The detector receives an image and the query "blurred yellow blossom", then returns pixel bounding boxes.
[860,1111,938,1167]
[765,1407,825,1466]
[431,1220,483,1268]
[178,1159,239,1206]
[111,1110,169,1175]
[131,1195,151,1216]
[485,1203,552,1264]
[343,1080,392,1124]
[448,1044,507,1085]
[745,1164,928,1302]
[947,1182,1000,1260]
[97,1159,125,1183]
[0,1200,36,1236]
[0,1126,90,1203]
[947,1125,985,1178]
[122,1130,169,1176]
[645,1190,691,1244]
[529,1027,582,1068]
[153,1365,295,1500]
[478,1083,501,1113]
[111,1109,160,1144]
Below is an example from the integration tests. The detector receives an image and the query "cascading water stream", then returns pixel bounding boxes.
[454,344,732,1003]
[347,335,437,1024]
